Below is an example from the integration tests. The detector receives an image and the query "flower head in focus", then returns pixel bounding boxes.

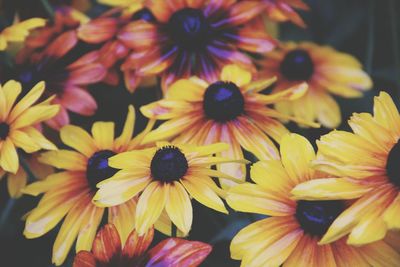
[227,133,400,266]
[94,141,245,236]
[261,42,372,128]
[117,0,277,91]
[141,64,318,187]
[73,224,211,267]
[0,80,59,174]
[291,92,400,246]
[22,106,156,265]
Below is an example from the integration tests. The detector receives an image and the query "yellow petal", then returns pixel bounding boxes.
[165,182,193,235]
[114,105,135,150]
[22,171,80,196]
[280,133,315,185]
[347,211,387,245]
[10,130,41,153]
[374,91,400,135]
[358,240,400,267]
[135,181,167,235]
[91,122,115,150]
[0,138,19,174]
[255,82,308,104]
[383,194,400,229]
[220,64,252,87]
[291,178,372,200]
[242,77,277,93]
[1,80,22,118]
[7,168,27,198]
[39,150,87,171]
[24,126,57,150]
[12,104,60,129]
[108,199,137,243]
[166,79,205,102]
[76,206,104,252]
[251,160,293,194]
[60,125,98,157]
[181,177,228,214]
[108,149,152,169]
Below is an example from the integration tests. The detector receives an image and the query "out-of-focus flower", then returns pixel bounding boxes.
[261,0,309,28]
[0,18,46,51]
[227,133,400,266]
[94,141,244,236]
[0,80,59,174]
[14,9,105,129]
[73,224,212,267]
[140,64,318,187]
[261,42,372,128]
[22,106,155,266]
[77,3,152,92]
[0,153,53,198]
[291,92,400,246]
[116,0,276,91]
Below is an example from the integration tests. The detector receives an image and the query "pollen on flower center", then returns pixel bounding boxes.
[386,141,400,188]
[86,150,119,191]
[203,81,245,122]
[0,122,10,140]
[280,49,314,81]
[150,146,188,183]
[167,8,211,50]
[295,200,344,237]
[132,8,156,22]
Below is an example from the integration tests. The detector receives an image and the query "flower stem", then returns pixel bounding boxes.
[0,198,16,230]
[40,0,54,19]
[171,224,177,237]
[19,156,37,183]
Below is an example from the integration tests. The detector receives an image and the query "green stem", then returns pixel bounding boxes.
[40,0,54,19]
[389,0,400,91]
[19,156,37,183]
[171,223,177,237]
[365,0,374,74]
[0,198,17,230]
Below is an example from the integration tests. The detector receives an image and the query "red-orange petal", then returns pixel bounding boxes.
[78,18,118,44]
[122,227,154,259]
[92,224,122,263]
[43,30,78,59]
[146,238,212,267]
[73,251,96,267]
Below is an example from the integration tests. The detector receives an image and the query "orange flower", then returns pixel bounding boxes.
[261,0,309,27]
[73,224,212,267]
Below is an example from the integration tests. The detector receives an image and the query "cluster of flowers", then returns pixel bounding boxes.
[0,0,399,266]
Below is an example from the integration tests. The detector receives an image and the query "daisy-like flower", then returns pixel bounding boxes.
[261,42,372,128]
[0,80,59,174]
[0,153,53,198]
[227,133,400,266]
[261,0,309,28]
[73,224,211,267]
[14,11,106,129]
[22,106,156,266]
[118,0,277,91]
[0,17,46,51]
[291,92,400,246]
[140,64,317,186]
[77,3,156,92]
[94,141,245,236]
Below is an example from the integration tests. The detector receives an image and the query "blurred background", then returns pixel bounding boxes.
[0,0,399,266]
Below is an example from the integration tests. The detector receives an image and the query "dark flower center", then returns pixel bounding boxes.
[203,81,245,122]
[132,8,156,22]
[167,8,211,50]
[280,49,314,81]
[150,146,188,183]
[386,140,400,188]
[86,150,118,191]
[0,122,10,140]
[295,200,344,237]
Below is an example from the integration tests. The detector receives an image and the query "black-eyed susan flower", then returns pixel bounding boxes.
[94,141,244,236]
[73,223,211,267]
[0,18,46,51]
[22,106,156,266]
[291,92,400,246]
[117,0,277,91]
[261,0,309,27]
[227,133,400,266]
[14,8,105,129]
[0,80,59,174]
[140,64,317,187]
[261,42,372,128]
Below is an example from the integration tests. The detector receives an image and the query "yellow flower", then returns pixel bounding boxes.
[0,18,46,51]
[140,64,318,187]
[291,92,400,246]
[260,42,372,128]
[22,106,161,266]
[0,80,59,174]
[227,133,400,266]
[94,141,246,236]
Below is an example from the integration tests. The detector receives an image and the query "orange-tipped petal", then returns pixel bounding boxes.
[92,224,122,263]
